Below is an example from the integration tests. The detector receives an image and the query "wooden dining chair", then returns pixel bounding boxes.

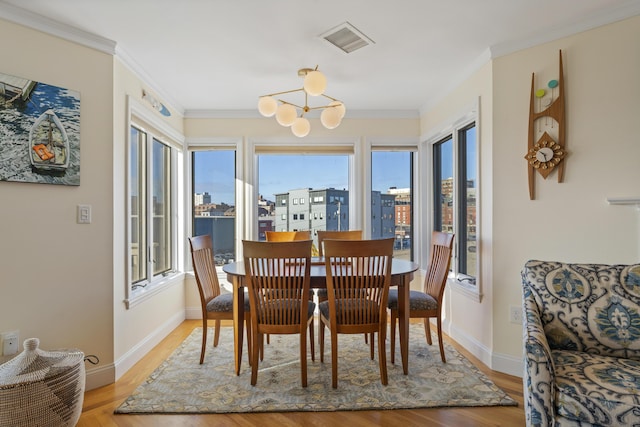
[242,239,315,387]
[388,231,454,363]
[315,230,363,301]
[315,230,370,346]
[265,230,311,241]
[319,238,394,388]
[316,230,363,257]
[189,235,251,364]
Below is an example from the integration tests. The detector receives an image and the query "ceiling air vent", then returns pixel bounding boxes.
[319,22,374,54]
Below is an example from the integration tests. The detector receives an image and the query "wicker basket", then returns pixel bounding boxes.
[0,338,85,427]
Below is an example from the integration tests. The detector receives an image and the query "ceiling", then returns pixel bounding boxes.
[1,0,639,116]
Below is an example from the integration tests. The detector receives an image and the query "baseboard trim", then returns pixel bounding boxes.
[446,320,523,378]
[84,310,186,391]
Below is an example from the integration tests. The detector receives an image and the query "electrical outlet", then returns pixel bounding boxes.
[509,306,522,324]
[2,331,19,356]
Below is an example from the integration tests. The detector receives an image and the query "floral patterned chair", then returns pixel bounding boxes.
[522,260,640,426]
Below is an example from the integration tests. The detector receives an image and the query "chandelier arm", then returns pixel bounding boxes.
[260,87,305,98]
[307,104,342,111]
[321,94,341,102]
[278,100,305,110]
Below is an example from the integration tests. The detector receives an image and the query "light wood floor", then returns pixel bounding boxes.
[78,320,525,427]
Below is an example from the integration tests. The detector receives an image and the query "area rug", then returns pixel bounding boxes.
[116,325,517,414]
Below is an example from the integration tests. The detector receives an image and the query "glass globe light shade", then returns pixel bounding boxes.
[303,70,327,96]
[258,96,277,117]
[329,101,346,119]
[321,107,342,129]
[275,104,297,127]
[291,117,310,137]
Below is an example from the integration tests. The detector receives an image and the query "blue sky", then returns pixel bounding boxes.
[193,151,413,205]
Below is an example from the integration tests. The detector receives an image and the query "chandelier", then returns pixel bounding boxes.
[257,66,346,137]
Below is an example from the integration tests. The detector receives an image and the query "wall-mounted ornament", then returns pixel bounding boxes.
[525,50,566,200]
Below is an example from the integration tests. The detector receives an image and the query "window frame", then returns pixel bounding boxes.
[425,101,481,302]
[125,96,184,309]
[369,143,418,261]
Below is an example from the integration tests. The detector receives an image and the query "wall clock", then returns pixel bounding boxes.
[525,50,567,200]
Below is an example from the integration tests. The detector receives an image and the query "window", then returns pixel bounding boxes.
[371,150,414,261]
[432,121,478,290]
[258,153,349,241]
[192,150,236,261]
[128,125,177,295]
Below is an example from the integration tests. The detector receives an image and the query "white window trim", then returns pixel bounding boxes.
[185,137,243,271]
[124,96,185,309]
[247,137,359,241]
[423,98,482,303]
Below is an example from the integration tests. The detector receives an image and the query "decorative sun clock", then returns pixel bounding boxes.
[525,50,567,200]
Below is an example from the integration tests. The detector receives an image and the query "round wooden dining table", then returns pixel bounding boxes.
[223,257,419,376]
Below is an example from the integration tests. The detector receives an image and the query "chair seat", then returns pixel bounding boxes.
[552,349,640,425]
[319,299,380,321]
[206,291,250,312]
[387,289,438,311]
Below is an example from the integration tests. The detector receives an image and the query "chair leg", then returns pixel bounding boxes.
[390,309,397,364]
[251,331,260,386]
[437,316,446,363]
[200,318,208,365]
[213,319,221,347]
[309,318,315,362]
[245,316,252,366]
[378,327,388,385]
[424,318,432,345]
[369,333,375,360]
[331,330,338,389]
[300,330,308,387]
[319,318,325,363]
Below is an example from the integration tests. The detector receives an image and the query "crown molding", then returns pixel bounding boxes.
[0,2,116,54]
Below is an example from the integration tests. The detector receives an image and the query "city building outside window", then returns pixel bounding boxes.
[371,150,414,261]
[432,121,478,289]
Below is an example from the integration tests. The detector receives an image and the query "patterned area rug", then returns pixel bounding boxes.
[116,325,517,413]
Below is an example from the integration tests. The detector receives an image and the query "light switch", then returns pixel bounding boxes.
[77,204,91,224]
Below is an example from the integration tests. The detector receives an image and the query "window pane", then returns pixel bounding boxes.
[372,151,413,260]
[192,150,236,264]
[433,136,453,233]
[258,154,349,242]
[130,127,146,283]
[152,139,172,275]
[460,125,477,277]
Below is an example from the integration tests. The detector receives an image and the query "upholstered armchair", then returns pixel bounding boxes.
[522,260,640,426]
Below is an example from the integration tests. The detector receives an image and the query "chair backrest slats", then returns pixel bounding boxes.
[324,238,394,326]
[243,240,312,327]
[188,235,221,305]
[423,231,455,300]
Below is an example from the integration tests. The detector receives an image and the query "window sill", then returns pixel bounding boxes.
[125,271,185,309]
[450,277,482,303]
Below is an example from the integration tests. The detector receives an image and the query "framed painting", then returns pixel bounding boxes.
[0,72,80,186]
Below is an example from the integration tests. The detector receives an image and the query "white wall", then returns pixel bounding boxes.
[421,15,640,375]
[0,19,115,385]
[492,16,640,360]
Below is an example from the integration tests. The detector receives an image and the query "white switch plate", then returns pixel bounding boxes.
[2,331,19,356]
[77,204,91,224]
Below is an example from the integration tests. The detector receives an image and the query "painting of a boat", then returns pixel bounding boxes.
[29,109,69,172]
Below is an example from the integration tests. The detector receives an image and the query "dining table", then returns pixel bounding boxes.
[223,257,419,376]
